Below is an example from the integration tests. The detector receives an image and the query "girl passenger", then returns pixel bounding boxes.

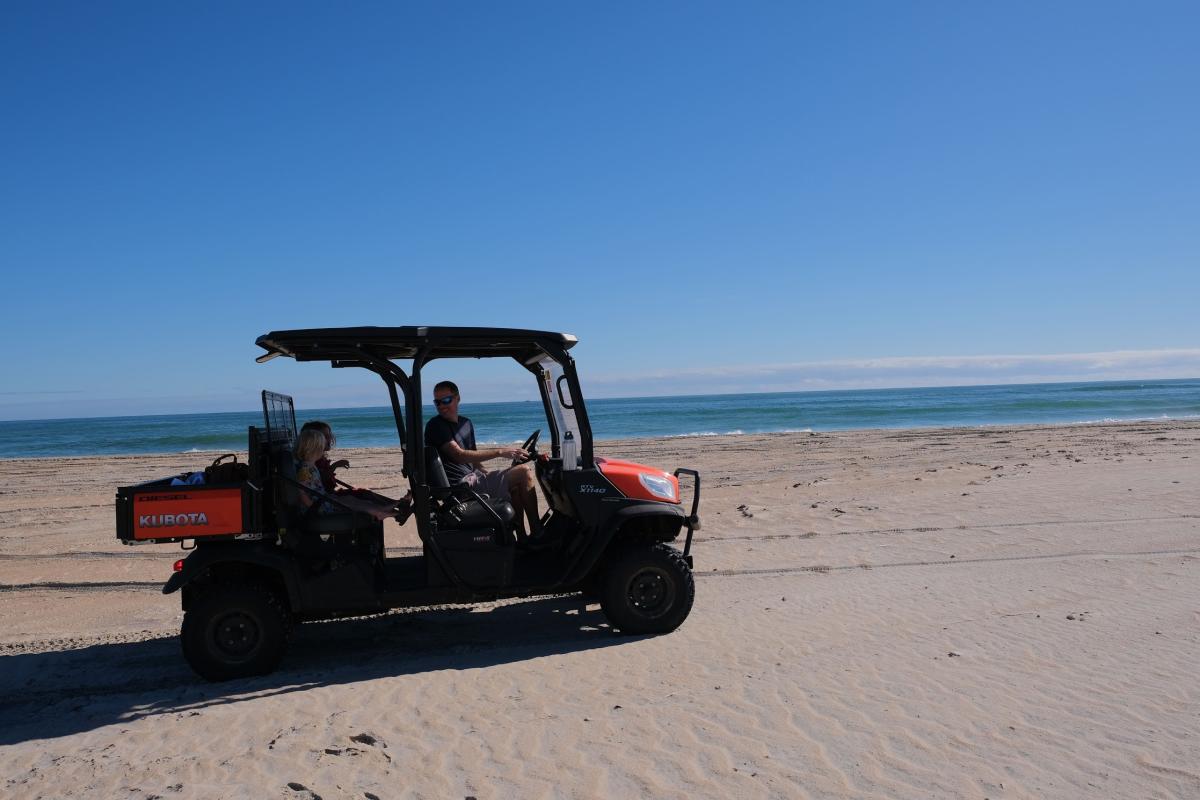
[293,428,399,521]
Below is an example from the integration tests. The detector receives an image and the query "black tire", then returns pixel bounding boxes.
[181,584,290,681]
[600,543,695,634]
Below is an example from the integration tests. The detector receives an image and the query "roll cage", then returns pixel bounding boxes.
[254,326,595,544]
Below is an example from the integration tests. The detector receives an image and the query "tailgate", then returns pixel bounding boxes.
[116,479,256,544]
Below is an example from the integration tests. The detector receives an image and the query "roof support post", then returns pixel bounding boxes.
[539,341,595,469]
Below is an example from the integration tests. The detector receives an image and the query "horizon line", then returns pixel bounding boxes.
[2,374,1197,425]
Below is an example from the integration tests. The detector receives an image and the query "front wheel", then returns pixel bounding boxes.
[600,543,695,634]
[181,584,290,681]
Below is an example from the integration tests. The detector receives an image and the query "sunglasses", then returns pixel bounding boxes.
[434,395,458,406]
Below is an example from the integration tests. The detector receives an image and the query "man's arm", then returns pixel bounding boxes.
[441,440,527,467]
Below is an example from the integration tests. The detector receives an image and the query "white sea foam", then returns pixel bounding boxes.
[666,429,749,438]
[665,428,817,438]
[1067,413,1200,426]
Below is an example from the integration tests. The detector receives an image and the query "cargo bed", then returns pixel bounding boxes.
[116,469,262,544]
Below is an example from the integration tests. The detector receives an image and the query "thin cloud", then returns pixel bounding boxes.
[585,348,1200,395]
[0,390,84,396]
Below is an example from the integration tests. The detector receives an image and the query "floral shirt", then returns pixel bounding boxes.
[296,460,336,514]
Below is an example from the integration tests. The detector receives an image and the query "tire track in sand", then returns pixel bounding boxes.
[695,513,1200,544]
[0,580,162,593]
[6,546,1199,595]
[2,515,1194,558]
[0,545,423,561]
[700,547,1200,578]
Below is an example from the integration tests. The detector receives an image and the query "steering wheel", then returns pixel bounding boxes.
[513,429,540,465]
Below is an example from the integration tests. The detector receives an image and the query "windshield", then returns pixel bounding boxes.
[538,356,581,456]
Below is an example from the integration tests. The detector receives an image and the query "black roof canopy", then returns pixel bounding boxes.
[256,326,578,364]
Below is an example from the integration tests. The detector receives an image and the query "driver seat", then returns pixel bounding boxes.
[425,447,517,530]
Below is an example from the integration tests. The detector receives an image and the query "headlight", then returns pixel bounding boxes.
[638,472,678,501]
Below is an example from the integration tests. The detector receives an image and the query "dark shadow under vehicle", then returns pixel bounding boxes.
[0,595,629,745]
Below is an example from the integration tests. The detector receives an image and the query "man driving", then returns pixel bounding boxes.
[424,381,544,539]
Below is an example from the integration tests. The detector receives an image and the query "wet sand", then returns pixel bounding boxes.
[1,420,1199,799]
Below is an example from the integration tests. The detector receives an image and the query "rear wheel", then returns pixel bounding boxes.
[181,584,290,681]
[600,543,694,634]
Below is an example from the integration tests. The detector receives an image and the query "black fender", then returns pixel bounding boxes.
[163,570,187,595]
[162,542,302,610]
[563,503,686,586]
[605,503,686,542]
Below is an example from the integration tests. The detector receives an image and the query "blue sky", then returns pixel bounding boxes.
[2,1,1198,420]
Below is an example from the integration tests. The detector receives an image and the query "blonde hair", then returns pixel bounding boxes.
[301,420,335,447]
[293,428,327,463]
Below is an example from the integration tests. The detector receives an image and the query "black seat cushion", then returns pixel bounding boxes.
[445,498,516,529]
[425,447,452,499]
[427,446,516,530]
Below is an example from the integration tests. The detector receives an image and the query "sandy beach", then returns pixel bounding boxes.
[1,420,1198,799]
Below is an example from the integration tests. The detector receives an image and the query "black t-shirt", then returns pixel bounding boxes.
[424,414,476,484]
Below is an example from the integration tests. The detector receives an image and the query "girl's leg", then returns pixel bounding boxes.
[337,494,395,521]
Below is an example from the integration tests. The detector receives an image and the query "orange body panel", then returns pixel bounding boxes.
[133,488,244,540]
[595,457,680,504]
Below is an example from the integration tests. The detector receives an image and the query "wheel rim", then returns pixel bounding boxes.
[211,610,261,662]
[626,566,676,619]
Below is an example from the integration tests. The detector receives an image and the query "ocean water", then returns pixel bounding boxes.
[1,379,1198,459]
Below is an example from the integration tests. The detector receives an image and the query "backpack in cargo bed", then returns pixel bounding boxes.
[205,454,249,485]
